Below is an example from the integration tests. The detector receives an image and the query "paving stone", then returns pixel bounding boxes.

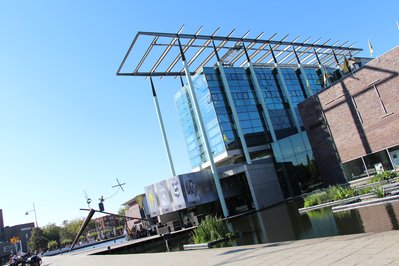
[42,231,399,266]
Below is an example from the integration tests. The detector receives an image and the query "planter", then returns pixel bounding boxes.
[332,195,399,212]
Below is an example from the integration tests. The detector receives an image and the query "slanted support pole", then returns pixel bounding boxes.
[332,49,345,77]
[150,77,176,177]
[293,47,313,97]
[243,44,293,197]
[70,209,95,252]
[314,48,331,88]
[270,45,302,134]
[177,37,229,218]
[242,44,277,142]
[213,41,252,165]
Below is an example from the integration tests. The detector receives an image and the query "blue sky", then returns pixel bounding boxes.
[0,0,398,227]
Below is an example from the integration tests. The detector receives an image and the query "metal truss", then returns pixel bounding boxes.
[117,27,362,78]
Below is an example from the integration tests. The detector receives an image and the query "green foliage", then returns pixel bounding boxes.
[373,187,385,198]
[103,228,113,234]
[369,170,397,184]
[357,186,373,195]
[303,180,392,208]
[47,240,58,250]
[307,208,330,219]
[192,216,231,245]
[28,228,48,251]
[304,186,357,207]
[59,218,95,244]
[42,223,61,244]
[327,186,355,201]
[88,231,98,238]
[60,239,72,247]
[118,207,128,225]
[303,190,329,207]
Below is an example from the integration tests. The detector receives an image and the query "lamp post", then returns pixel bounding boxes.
[25,202,38,228]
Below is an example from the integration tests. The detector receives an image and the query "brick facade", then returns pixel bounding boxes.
[299,45,399,183]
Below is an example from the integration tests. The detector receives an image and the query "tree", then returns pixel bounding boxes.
[118,206,128,226]
[59,218,96,243]
[42,223,61,245]
[28,228,48,251]
[47,240,58,251]
[60,239,72,247]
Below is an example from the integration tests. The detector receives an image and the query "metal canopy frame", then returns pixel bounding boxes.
[117,27,363,77]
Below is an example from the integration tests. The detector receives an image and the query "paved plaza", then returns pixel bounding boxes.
[42,230,399,265]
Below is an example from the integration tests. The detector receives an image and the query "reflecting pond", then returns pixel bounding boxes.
[229,200,399,246]
[93,200,399,254]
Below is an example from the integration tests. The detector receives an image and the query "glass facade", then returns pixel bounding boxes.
[175,65,324,195]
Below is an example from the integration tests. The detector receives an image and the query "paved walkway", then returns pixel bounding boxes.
[42,230,399,265]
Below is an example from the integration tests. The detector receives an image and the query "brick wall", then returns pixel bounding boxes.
[299,45,399,183]
[299,95,345,184]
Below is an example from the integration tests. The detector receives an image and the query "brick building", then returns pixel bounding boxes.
[0,209,35,260]
[122,194,152,231]
[94,215,122,231]
[299,45,399,184]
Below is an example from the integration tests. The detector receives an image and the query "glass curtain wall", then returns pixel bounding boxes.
[175,73,226,168]
[204,67,270,149]
[175,65,325,192]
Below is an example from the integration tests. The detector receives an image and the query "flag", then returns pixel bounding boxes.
[223,134,230,143]
[368,39,374,57]
[342,56,350,73]
[323,71,329,86]
[305,79,311,93]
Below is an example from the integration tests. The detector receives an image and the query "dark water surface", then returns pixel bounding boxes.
[229,200,399,246]
[92,200,399,254]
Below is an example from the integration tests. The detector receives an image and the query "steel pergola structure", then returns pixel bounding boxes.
[116,26,363,78]
[115,27,364,219]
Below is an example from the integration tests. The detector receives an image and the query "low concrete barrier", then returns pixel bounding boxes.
[183,238,229,250]
[332,195,399,212]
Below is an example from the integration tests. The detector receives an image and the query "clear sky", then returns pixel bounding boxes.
[0,0,398,227]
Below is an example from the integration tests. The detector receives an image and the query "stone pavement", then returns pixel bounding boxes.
[42,230,399,266]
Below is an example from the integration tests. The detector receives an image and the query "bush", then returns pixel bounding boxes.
[356,186,373,195]
[303,190,330,207]
[47,240,58,250]
[88,232,98,239]
[373,187,385,198]
[304,186,357,207]
[192,216,231,245]
[60,239,72,247]
[369,170,397,184]
[328,186,355,201]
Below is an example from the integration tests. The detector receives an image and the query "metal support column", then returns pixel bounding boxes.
[332,50,345,77]
[213,41,252,164]
[270,45,302,134]
[314,49,331,88]
[242,45,277,142]
[150,77,176,177]
[361,156,370,177]
[293,47,312,97]
[178,37,229,218]
[243,44,294,196]
[386,148,396,170]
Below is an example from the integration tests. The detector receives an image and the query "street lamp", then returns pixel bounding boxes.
[25,202,38,228]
